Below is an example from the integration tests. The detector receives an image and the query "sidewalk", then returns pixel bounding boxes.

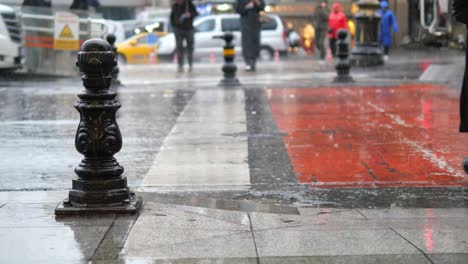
[1,50,468,263]
[1,191,467,263]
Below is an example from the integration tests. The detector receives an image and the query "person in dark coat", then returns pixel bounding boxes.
[452,0,468,132]
[236,0,265,72]
[314,2,329,61]
[70,0,88,10]
[378,1,398,60]
[170,0,198,72]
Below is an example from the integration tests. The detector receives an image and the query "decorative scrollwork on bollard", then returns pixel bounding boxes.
[55,39,142,215]
[334,29,354,83]
[213,33,241,87]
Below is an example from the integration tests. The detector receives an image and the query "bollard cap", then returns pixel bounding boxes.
[106,34,116,46]
[76,38,116,77]
[337,29,348,40]
[213,32,234,43]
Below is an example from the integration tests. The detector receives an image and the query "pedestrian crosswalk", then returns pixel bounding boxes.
[142,89,250,190]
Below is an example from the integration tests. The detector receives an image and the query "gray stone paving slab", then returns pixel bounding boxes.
[162,136,247,146]
[0,191,67,203]
[428,253,468,264]
[0,226,108,263]
[122,202,256,259]
[0,203,115,228]
[254,229,420,257]
[358,208,468,219]
[135,202,250,231]
[393,228,468,254]
[371,217,466,230]
[298,208,367,219]
[259,255,431,264]
[250,210,381,231]
[97,258,259,263]
[122,228,256,259]
[92,225,136,261]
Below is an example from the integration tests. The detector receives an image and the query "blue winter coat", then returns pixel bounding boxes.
[378,9,399,47]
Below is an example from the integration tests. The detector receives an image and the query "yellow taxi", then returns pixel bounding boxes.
[115,33,161,64]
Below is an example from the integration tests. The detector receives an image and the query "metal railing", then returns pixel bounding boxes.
[20,7,109,76]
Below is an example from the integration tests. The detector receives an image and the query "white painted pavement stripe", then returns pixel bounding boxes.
[142,89,250,188]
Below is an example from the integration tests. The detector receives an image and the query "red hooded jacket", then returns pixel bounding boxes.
[328,3,348,39]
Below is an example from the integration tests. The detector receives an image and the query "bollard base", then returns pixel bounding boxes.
[55,194,143,215]
[334,75,354,83]
[463,158,468,174]
[351,44,384,67]
[218,78,241,87]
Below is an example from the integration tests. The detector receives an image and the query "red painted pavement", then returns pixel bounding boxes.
[267,84,468,188]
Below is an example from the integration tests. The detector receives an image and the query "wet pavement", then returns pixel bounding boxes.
[1,48,468,262]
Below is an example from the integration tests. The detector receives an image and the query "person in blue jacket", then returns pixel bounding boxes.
[378,1,398,60]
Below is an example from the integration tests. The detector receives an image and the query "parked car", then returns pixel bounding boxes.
[157,14,288,61]
[0,4,22,72]
[115,33,159,64]
[91,19,126,43]
[133,17,171,36]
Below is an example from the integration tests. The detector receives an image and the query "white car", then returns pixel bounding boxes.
[0,4,22,71]
[157,14,288,61]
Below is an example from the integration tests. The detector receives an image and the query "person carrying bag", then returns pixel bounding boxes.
[170,0,198,72]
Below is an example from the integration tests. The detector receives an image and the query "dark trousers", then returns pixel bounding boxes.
[329,38,337,57]
[316,30,327,60]
[383,46,390,55]
[460,34,468,132]
[174,28,194,67]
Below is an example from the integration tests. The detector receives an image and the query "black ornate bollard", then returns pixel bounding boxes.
[334,29,354,83]
[106,34,121,86]
[55,39,142,215]
[213,33,241,87]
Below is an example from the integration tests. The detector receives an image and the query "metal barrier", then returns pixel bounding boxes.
[20,7,108,76]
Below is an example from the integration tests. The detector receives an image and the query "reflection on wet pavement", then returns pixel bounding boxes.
[268,84,468,188]
[0,88,193,190]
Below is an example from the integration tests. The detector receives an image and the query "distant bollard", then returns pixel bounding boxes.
[55,39,142,215]
[213,33,241,87]
[334,29,354,83]
[106,34,121,86]
[464,159,468,174]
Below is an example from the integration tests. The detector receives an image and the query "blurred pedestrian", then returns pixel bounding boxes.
[314,2,328,62]
[378,1,399,60]
[286,22,301,53]
[70,0,88,10]
[301,24,315,55]
[170,0,198,72]
[452,0,468,132]
[328,2,347,57]
[236,0,266,72]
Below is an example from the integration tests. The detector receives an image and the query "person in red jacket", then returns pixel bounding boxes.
[328,2,347,57]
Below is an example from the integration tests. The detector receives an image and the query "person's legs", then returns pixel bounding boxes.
[250,29,261,71]
[384,46,390,55]
[461,70,468,132]
[240,26,249,67]
[174,29,185,70]
[329,38,337,57]
[186,29,195,70]
[316,31,326,60]
[383,46,390,61]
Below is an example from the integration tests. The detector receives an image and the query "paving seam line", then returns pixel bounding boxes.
[247,213,261,264]
[389,228,435,264]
